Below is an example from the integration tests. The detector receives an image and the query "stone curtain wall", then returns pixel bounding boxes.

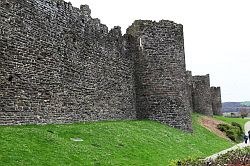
[127,20,192,131]
[186,71,193,112]
[186,75,222,116]
[211,87,222,115]
[192,75,213,116]
[0,0,222,131]
[0,0,136,125]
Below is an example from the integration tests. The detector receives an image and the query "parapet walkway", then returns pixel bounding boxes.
[206,120,250,161]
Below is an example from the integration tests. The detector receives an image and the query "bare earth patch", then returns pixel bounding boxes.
[198,116,231,141]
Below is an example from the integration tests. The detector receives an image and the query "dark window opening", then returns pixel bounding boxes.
[58,47,60,52]
[8,75,13,82]
[73,38,76,42]
[5,3,11,9]
[41,52,46,57]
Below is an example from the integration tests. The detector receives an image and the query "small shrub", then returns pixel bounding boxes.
[217,124,230,132]
[217,123,243,142]
[225,129,237,141]
[231,122,243,132]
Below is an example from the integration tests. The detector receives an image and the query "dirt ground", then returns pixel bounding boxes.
[198,116,231,141]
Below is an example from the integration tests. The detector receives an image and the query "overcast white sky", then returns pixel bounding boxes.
[66,0,250,102]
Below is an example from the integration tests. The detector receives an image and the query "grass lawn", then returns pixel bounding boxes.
[0,114,234,166]
[214,116,249,130]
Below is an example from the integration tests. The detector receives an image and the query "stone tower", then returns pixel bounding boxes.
[126,20,192,131]
[192,74,213,116]
[211,87,222,115]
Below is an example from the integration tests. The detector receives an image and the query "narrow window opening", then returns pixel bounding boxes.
[8,75,13,82]
[139,37,143,49]
[5,3,10,9]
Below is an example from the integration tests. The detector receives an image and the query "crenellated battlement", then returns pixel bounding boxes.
[0,0,222,131]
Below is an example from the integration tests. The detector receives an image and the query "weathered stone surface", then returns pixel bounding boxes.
[186,73,222,117]
[192,74,213,116]
[0,0,136,125]
[186,71,193,112]
[0,0,222,132]
[211,87,222,115]
[127,20,192,131]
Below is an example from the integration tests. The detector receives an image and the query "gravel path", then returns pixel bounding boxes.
[205,120,250,161]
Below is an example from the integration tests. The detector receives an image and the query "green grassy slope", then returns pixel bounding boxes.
[214,116,249,130]
[0,114,234,166]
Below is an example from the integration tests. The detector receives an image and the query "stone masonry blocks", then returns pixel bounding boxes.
[211,87,222,115]
[192,74,213,116]
[0,0,222,132]
[0,0,136,125]
[126,20,192,131]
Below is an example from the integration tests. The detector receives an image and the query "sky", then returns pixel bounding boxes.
[65,0,250,102]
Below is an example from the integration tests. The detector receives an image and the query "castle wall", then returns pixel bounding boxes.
[0,0,136,125]
[186,71,193,112]
[126,20,192,131]
[211,87,222,115]
[0,0,222,132]
[192,74,213,116]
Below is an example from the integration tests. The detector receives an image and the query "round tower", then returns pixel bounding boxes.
[211,87,222,115]
[127,20,192,131]
[192,74,213,116]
